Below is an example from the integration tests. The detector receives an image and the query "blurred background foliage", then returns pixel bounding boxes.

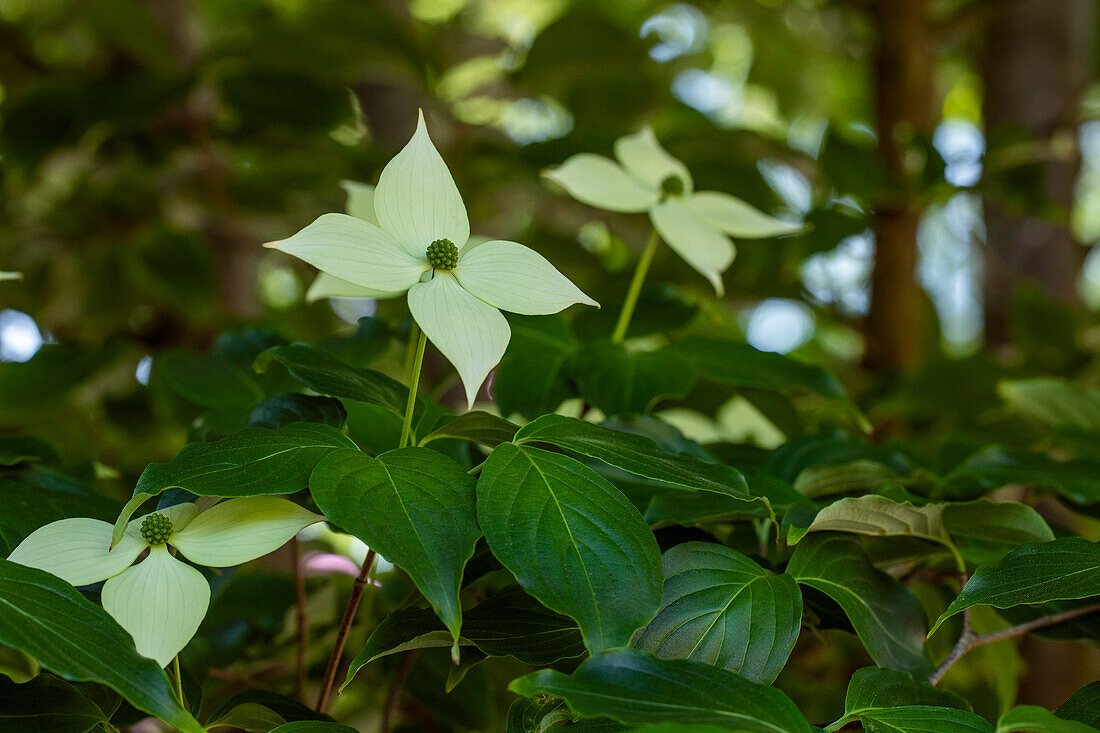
[1,0,1099,727]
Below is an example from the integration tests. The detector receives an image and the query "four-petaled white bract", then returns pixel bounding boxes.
[265,111,598,407]
[8,496,322,667]
[545,127,804,296]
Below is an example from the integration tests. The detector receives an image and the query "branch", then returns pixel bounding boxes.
[315,549,377,712]
[929,600,1100,685]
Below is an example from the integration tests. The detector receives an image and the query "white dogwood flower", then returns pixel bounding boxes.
[544,127,803,295]
[7,497,322,667]
[266,111,597,407]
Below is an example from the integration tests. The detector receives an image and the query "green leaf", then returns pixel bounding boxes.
[507,696,629,732]
[310,447,481,648]
[644,491,773,527]
[515,414,750,498]
[269,724,360,733]
[476,443,662,654]
[932,538,1100,634]
[787,535,931,676]
[156,351,265,409]
[792,460,900,499]
[671,338,845,399]
[574,341,694,415]
[842,666,970,715]
[633,542,801,683]
[0,559,202,733]
[1057,682,1100,727]
[509,648,811,732]
[255,343,411,417]
[997,706,1099,733]
[847,705,992,733]
[998,378,1100,433]
[0,436,60,466]
[942,499,1054,546]
[494,314,578,418]
[787,495,951,549]
[0,673,107,733]
[112,423,356,545]
[247,394,347,429]
[205,690,333,732]
[346,586,585,685]
[949,446,1100,506]
[419,411,518,447]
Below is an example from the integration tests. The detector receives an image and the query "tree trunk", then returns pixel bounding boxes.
[865,0,936,370]
[982,0,1093,344]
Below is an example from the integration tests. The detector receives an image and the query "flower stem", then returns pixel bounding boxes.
[611,229,660,344]
[315,550,377,712]
[399,330,428,449]
[171,656,185,707]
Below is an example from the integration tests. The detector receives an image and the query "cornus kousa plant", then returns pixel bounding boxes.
[265,110,597,407]
[1,108,1099,733]
[8,497,322,666]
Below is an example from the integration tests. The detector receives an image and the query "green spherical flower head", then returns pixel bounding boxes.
[425,239,459,271]
[140,513,173,545]
[660,175,685,197]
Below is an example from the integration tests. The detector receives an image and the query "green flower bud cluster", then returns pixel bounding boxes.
[425,238,459,270]
[660,175,685,197]
[140,513,173,545]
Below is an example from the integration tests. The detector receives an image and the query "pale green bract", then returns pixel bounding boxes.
[266,111,598,407]
[6,497,322,667]
[544,127,804,295]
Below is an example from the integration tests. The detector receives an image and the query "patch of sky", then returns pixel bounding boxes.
[744,298,815,354]
[0,309,43,362]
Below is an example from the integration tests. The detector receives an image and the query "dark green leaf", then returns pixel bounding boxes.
[420,411,518,447]
[574,341,694,415]
[793,460,900,499]
[515,415,750,498]
[0,559,202,733]
[247,394,347,429]
[644,491,772,527]
[998,378,1100,433]
[0,346,116,418]
[671,338,844,399]
[0,436,59,467]
[112,422,356,544]
[255,343,411,417]
[346,586,584,684]
[1057,682,1100,727]
[494,315,578,419]
[932,538,1100,633]
[205,690,332,732]
[850,705,992,733]
[156,351,265,409]
[506,696,628,732]
[633,542,801,683]
[310,447,481,647]
[787,535,931,676]
[948,447,1100,506]
[477,443,662,653]
[510,649,811,732]
[842,666,970,715]
[0,673,107,733]
[268,724,360,733]
[997,706,1098,733]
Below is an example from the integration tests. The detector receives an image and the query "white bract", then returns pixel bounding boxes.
[7,496,322,667]
[266,111,598,407]
[544,127,804,295]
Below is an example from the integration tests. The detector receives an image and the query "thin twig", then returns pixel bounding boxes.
[291,538,309,700]
[315,550,377,712]
[381,650,419,733]
[929,599,1100,685]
